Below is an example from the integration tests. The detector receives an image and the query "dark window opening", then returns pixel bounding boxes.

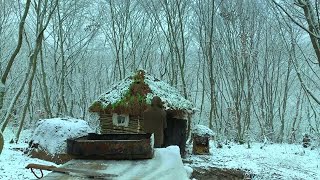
[118,116,126,124]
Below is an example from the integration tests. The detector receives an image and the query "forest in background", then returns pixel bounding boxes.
[0,0,320,145]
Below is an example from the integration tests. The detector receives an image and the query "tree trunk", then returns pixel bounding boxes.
[15,36,42,142]
[0,1,31,154]
[57,4,68,116]
[296,0,320,66]
[15,0,58,142]
[0,0,31,131]
[0,131,3,155]
[39,48,52,117]
[1,61,32,132]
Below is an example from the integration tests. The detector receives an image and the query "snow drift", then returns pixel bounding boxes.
[30,117,93,155]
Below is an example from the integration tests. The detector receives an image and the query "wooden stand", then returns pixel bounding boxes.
[192,134,210,155]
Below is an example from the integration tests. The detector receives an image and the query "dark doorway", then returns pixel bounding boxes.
[164,114,187,156]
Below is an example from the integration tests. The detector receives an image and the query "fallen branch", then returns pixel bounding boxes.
[25,163,118,179]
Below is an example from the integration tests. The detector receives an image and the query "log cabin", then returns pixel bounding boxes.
[89,70,196,155]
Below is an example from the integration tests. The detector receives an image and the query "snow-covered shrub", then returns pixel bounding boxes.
[30,117,93,155]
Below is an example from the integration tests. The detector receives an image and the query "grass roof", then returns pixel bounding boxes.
[89,70,196,116]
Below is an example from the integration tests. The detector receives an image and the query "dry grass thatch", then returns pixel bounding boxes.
[89,70,195,117]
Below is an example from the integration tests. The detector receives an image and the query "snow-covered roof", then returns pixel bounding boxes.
[192,125,215,137]
[90,70,196,114]
[144,74,195,113]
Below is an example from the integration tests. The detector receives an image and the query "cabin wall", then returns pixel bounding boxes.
[99,112,144,134]
[99,111,189,156]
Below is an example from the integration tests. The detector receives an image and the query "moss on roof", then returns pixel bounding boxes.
[89,70,196,116]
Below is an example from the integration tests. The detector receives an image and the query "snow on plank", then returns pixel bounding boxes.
[43,146,188,180]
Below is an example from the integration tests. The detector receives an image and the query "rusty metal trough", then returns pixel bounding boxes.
[67,133,154,160]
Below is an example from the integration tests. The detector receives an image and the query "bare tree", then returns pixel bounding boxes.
[217,0,262,143]
[272,0,320,141]
[0,0,31,139]
[0,0,31,116]
[15,0,58,142]
[100,0,132,80]
[193,0,220,132]
[272,0,320,104]
[37,0,100,117]
[0,0,16,73]
[273,17,295,143]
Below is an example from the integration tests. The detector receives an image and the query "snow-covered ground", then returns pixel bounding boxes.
[185,141,320,180]
[0,127,188,180]
[0,128,57,180]
[1,123,320,180]
[0,117,93,180]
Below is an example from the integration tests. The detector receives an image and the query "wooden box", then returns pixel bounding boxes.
[67,133,154,160]
[192,134,210,155]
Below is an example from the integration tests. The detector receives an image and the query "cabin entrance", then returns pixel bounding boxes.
[164,117,187,156]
